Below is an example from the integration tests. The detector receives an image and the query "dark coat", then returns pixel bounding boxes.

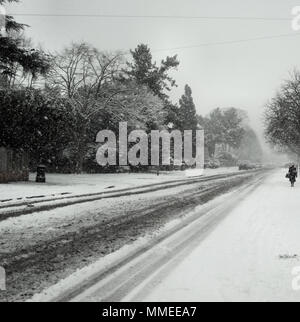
[288,166,298,183]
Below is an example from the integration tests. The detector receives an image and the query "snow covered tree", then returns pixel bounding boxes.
[238,126,263,163]
[204,108,244,158]
[265,70,300,157]
[203,108,225,157]
[48,43,167,172]
[48,43,126,172]
[84,83,166,172]
[221,108,245,150]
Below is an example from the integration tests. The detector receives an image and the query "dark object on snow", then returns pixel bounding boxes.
[36,165,46,183]
[287,165,298,187]
[238,161,256,171]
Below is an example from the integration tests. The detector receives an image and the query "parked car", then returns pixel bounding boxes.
[238,161,256,171]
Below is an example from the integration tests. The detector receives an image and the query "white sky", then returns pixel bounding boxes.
[5,0,300,142]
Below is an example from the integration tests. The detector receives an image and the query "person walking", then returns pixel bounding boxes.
[287,165,298,187]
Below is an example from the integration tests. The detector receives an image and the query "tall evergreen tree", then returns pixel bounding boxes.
[178,84,198,131]
[125,44,179,100]
[0,0,50,85]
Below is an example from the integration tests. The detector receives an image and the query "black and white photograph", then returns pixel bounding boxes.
[1,0,300,306]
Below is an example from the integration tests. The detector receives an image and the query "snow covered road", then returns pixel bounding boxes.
[1,170,258,302]
[4,168,299,302]
[125,169,300,302]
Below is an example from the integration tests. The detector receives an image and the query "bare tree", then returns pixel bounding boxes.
[47,42,129,172]
[265,70,300,158]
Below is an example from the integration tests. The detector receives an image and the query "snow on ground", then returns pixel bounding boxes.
[28,234,154,302]
[0,167,238,201]
[0,179,218,254]
[29,180,245,302]
[129,169,300,302]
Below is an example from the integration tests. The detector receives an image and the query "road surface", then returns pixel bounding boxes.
[59,169,300,302]
[126,169,300,302]
[1,170,260,302]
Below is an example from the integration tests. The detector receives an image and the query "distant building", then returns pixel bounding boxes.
[0,147,29,183]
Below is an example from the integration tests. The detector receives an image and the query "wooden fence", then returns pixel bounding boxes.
[0,147,29,183]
